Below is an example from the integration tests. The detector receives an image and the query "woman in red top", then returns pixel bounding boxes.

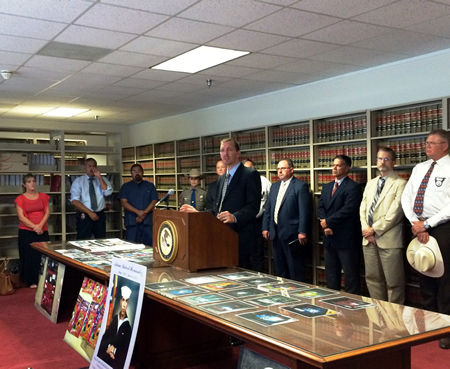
[15,173,50,288]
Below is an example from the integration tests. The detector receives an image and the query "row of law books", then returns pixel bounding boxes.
[179,157,201,172]
[156,176,176,188]
[204,155,221,172]
[316,116,367,143]
[376,140,427,166]
[28,154,57,166]
[155,160,176,173]
[157,192,176,206]
[316,172,367,191]
[269,149,310,169]
[272,125,310,147]
[0,174,48,187]
[203,136,226,154]
[178,140,200,156]
[242,152,266,169]
[137,145,153,160]
[122,147,135,161]
[155,142,175,158]
[375,103,442,137]
[317,145,367,168]
[205,174,218,186]
[233,130,265,150]
[270,174,311,184]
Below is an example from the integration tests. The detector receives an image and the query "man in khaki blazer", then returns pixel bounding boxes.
[360,147,407,304]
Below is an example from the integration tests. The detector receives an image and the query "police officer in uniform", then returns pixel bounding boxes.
[179,169,207,211]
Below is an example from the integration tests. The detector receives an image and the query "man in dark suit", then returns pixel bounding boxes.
[262,159,311,281]
[181,138,261,269]
[318,155,362,294]
[206,160,226,210]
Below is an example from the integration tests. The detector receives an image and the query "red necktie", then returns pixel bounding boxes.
[331,181,338,196]
[414,161,436,216]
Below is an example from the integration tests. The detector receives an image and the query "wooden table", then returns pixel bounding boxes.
[33,241,450,369]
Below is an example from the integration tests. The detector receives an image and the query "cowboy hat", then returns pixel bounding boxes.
[185,168,204,179]
[407,236,444,278]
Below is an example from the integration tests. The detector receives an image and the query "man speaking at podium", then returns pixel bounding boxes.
[181,137,261,269]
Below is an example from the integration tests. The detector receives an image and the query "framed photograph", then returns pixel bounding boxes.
[290,287,338,299]
[281,304,338,318]
[160,286,207,297]
[237,310,297,327]
[201,300,255,315]
[177,293,232,306]
[182,275,226,285]
[220,287,267,299]
[320,296,377,310]
[258,282,309,292]
[246,294,299,307]
[240,277,280,286]
[145,281,188,291]
[219,272,259,280]
[200,281,243,291]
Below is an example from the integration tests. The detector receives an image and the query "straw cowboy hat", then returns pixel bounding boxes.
[185,168,204,179]
[407,236,444,278]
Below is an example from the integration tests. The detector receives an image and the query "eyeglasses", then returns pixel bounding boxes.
[277,167,291,171]
[425,141,446,146]
[376,157,393,162]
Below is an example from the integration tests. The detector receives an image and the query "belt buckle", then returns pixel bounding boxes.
[418,217,427,221]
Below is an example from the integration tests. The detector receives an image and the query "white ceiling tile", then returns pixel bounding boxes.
[303,20,392,45]
[263,39,339,58]
[55,25,138,49]
[219,78,294,92]
[227,53,297,69]
[179,0,281,27]
[131,69,190,82]
[24,55,92,71]
[97,85,148,97]
[245,8,341,37]
[0,35,48,54]
[198,65,261,78]
[65,73,123,86]
[0,14,67,40]
[291,0,397,18]
[0,51,32,66]
[314,64,365,77]
[353,0,450,28]
[244,69,317,84]
[75,3,169,34]
[0,0,92,22]
[274,59,341,74]
[146,18,234,44]
[207,29,290,52]
[120,36,196,57]
[175,74,232,86]
[257,0,299,5]
[155,83,205,93]
[309,46,389,67]
[112,78,167,89]
[80,63,144,77]
[407,14,450,38]
[101,0,199,14]
[98,51,165,68]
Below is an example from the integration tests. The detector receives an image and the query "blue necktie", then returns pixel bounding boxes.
[190,188,196,208]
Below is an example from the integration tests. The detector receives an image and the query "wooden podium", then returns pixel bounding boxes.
[152,209,239,272]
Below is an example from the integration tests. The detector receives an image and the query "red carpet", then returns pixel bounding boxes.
[1,288,448,369]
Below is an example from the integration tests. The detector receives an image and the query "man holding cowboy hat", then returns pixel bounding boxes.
[179,169,207,211]
[401,129,450,349]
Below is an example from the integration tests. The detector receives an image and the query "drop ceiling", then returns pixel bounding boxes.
[2,0,450,127]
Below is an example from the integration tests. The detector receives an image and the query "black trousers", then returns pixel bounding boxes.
[419,221,450,315]
[325,246,361,295]
[18,229,49,285]
[76,210,106,240]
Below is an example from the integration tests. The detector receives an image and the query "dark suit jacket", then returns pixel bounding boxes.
[213,164,261,254]
[262,177,311,242]
[206,180,218,210]
[318,176,362,249]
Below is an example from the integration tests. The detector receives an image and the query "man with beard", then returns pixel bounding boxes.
[118,164,158,245]
[98,286,132,368]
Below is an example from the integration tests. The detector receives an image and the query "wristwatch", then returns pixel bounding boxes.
[424,220,430,230]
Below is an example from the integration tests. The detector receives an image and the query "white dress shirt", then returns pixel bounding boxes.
[70,174,113,212]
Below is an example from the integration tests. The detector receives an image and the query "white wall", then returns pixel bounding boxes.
[127,48,450,147]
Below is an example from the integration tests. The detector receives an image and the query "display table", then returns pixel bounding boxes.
[32,241,450,369]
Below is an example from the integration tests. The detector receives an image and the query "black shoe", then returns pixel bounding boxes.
[439,337,450,349]
[230,336,244,346]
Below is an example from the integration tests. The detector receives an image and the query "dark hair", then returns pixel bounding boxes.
[279,158,294,169]
[334,154,352,167]
[377,146,396,161]
[242,158,255,167]
[22,173,36,193]
[221,137,240,152]
[130,163,144,173]
[85,157,97,166]
[429,129,450,145]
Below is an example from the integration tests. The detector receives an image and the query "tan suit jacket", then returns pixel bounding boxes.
[360,171,406,249]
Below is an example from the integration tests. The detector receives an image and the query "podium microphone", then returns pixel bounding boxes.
[155,189,174,207]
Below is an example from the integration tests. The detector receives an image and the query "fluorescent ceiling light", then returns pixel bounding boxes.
[42,108,90,117]
[151,46,250,73]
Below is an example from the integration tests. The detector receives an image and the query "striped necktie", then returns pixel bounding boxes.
[331,181,338,196]
[218,172,229,213]
[414,161,436,216]
[274,181,287,224]
[368,177,385,226]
